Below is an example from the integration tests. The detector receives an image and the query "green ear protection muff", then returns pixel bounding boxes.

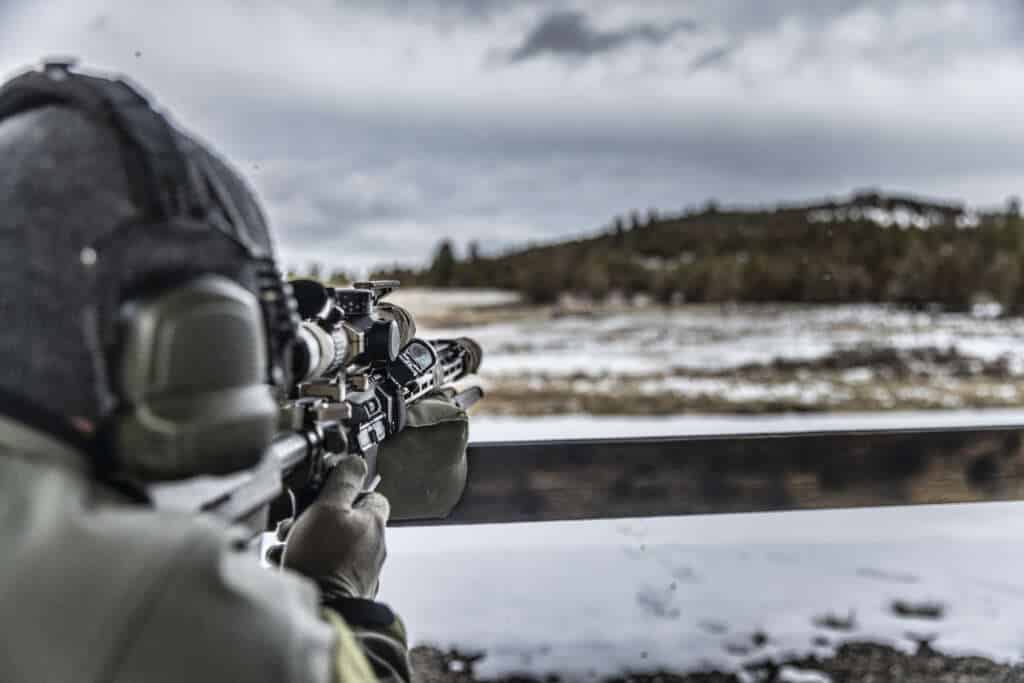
[115,276,277,479]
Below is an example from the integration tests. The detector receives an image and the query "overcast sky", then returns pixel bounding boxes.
[2,0,1023,271]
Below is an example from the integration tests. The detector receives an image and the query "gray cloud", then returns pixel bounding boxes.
[345,0,526,21]
[689,44,737,72]
[0,0,17,24]
[340,0,567,31]
[697,0,867,34]
[366,0,873,32]
[505,10,696,63]
[2,0,1023,273]
[224,86,1024,273]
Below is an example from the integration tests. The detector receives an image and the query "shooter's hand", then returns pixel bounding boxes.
[282,455,389,600]
[376,389,469,521]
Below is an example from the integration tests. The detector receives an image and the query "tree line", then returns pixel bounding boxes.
[348,192,1024,311]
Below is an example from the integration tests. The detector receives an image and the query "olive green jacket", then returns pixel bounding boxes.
[0,417,410,683]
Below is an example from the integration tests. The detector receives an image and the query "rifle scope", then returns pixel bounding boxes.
[289,278,410,383]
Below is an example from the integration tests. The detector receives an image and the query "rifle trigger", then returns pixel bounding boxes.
[273,488,298,542]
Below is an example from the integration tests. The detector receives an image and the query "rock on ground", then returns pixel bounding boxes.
[410,641,1024,683]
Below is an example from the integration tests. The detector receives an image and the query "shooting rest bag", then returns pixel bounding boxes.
[375,392,469,521]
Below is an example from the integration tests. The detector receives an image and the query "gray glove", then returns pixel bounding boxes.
[282,455,389,600]
[376,389,469,521]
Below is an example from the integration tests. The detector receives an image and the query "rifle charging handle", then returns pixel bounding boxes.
[321,422,348,455]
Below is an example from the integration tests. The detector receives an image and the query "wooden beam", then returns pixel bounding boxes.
[420,425,1024,525]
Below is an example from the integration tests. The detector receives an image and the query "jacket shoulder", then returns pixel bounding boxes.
[1,455,333,683]
[100,506,336,683]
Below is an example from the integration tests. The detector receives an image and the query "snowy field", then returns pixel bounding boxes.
[438,307,1024,376]
[429,304,1024,377]
[383,412,1024,679]
[410,301,1024,414]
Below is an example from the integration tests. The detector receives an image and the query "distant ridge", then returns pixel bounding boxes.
[787,189,965,214]
[368,190,1024,311]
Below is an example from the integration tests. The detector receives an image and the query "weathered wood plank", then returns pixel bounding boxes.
[423,426,1024,525]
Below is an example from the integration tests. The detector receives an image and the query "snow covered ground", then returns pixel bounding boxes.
[467,408,1024,441]
[413,303,1024,414]
[424,304,1024,379]
[382,412,1024,678]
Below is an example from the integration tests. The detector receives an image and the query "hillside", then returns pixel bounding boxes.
[370,191,1024,311]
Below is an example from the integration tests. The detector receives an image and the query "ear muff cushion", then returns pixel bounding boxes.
[116,275,276,480]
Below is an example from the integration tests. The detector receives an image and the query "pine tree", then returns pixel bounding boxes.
[629,210,642,231]
[1007,196,1021,219]
[430,239,457,287]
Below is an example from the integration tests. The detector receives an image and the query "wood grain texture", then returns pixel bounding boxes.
[421,426,1024,525]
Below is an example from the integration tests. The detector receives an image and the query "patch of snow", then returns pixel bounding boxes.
[840,368,873,384]
[385,514,1024,677]
[468,410,1024,442]
[422,304,1024,380]
[807,206,943,231]
[956,212,981,229]
[778,667,832,683]
[389,287,521,311]
[862,206,933,230]
[636,378,850,406]
[972,301,1004,319]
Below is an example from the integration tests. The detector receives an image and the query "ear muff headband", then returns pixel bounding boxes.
[0,63,198,222]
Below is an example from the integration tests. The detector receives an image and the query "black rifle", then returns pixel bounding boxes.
[150,280,483,537]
